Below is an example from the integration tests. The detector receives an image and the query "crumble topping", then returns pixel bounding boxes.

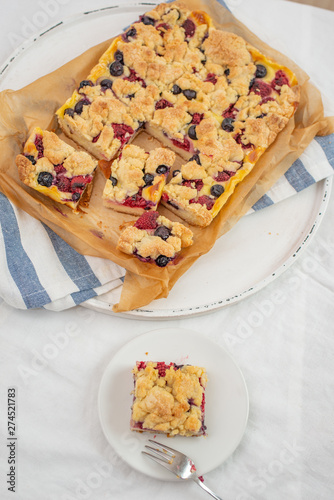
[41,130,74,165]
[202,29,251,67]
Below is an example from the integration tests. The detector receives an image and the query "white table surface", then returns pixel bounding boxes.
[0,1,334,499]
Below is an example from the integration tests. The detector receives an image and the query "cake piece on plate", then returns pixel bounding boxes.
[117,211,193,267]
[16,127,97,212]
[130,361,207,436]
[102,144,175,215]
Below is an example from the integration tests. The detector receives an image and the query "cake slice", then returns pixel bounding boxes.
[130,361,207,437]
[102,145,175,215]
[16,127,97,211]
[161,148,256,227]
[117,211,193,267]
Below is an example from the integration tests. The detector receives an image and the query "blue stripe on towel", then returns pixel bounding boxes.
[217,0,230,10]
[70,287,97,305]
[284,158,315,192]
[314,135,334,168]
[42,224,102,292]
[0,193,50,308]
[252,193,274,211]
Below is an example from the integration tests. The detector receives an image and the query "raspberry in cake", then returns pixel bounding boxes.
[15,127,97,212]
[130,361,207,437]
[102,144,175,215]
[117,211,193,266]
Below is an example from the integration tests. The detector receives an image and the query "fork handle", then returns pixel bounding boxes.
[193,476,223,500]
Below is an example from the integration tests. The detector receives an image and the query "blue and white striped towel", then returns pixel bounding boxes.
[1,135,333,311]
[0,195,125,310]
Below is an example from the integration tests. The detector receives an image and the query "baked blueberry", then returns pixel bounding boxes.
[72,192,81,202]
[141,15,155,26]
[183,89,197,100]
[224,68,230,76]
[189,153,201,165]
[210,184,224,197]
[100,79,113,90]
[78,80,93,90]
[172,169,181,177]
[156,255,169,267]
[154,226,171,241]
[37,172,53,187]
[74,99,90,115]
[125,27,136,39]
[221,117,234,132]
[171,84,182,95]
[188,125,197,140]
[109,61,124,77]
[167,200,179,210]
[143,173,154,185]
[255,64,267,78]
[109,175,118,186]
[64,108,75,117]
[249,77,255,89]
[114,50,124,64]
[156,164,168,175]
[25,155,36,165]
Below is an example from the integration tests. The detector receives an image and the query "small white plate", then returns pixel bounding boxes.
[98,328,249,480]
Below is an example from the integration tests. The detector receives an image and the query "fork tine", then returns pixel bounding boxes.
[148,439,181,456]
[142,451,176,476]
[144,445,174,462]
[145,443,175,458]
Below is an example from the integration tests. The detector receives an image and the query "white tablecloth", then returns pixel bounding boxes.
[0,1,334,499]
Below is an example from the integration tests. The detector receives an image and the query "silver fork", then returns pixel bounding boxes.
[142,439,223,499]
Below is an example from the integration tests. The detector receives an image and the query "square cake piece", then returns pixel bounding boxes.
[102,144,176,215]
[117,211,193,267]
[16,127,97,211]
[131,361,207,437]
[161,150,252,227]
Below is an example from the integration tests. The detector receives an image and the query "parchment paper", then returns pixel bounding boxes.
[0,0,333,312]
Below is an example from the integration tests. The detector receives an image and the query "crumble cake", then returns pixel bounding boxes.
[102,144,175,215]
[55,2,300,225]
[117,211,193,266]
[16,127,97,211]
[161,149,254,226]
[130,361,207,436]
